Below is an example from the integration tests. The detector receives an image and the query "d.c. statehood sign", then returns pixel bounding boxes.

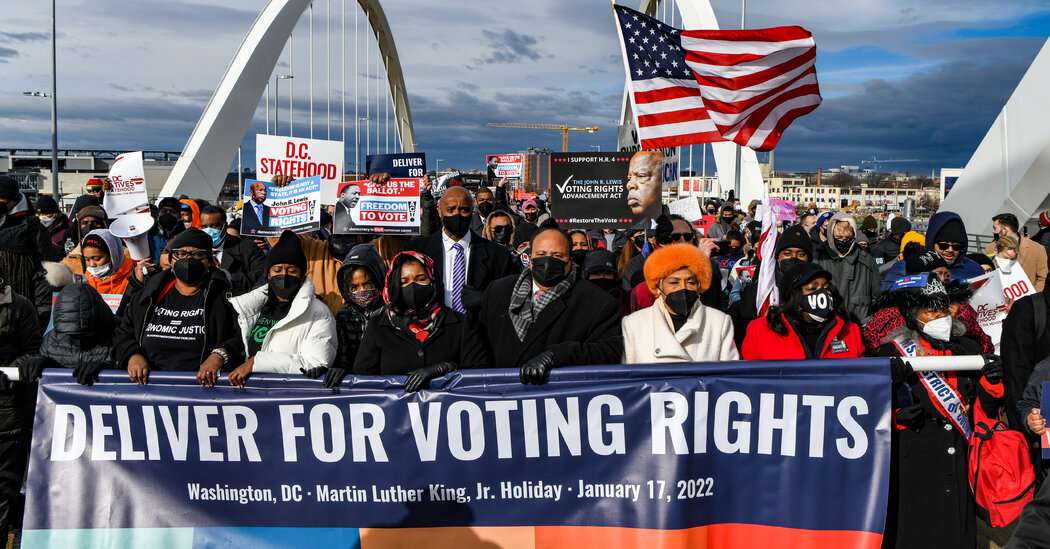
[23,360,891,548]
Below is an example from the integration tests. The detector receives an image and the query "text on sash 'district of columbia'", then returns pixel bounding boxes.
[47,391,872,463]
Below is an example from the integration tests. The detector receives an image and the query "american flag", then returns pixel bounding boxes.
[614,5,821,152]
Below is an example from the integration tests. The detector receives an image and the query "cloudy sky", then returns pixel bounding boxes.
[2,0,1048,177]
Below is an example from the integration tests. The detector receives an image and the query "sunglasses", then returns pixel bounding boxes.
[171,249,210,261]
[936,242,963,251]
[670,232,695,243]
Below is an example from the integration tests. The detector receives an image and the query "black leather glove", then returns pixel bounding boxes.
[896,405,926,431]
[19,356,60,383]
[460,286,485,312]
[981,354,1003,384]
[520,350,556,385]
[300,366,328,379]
[323,367,350,389]
[890,357,913,385]
[404,362,457,393]
[0,371,11,393]
[74,361,110,387]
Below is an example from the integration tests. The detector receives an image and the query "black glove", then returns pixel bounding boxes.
[74,361,109,387]
[519,350,556,385]
[404,362,457,393]
[890,357,913,385]
[322,367,350,389]
[300,366,328,379]
[19,356,60,383]
[460,286,485,312]
[896,405,926,431]
[0,371,11,393]
[981,354,1003,384]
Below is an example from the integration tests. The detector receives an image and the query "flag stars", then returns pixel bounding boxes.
[642,37,649,44]
[636,69,644,76]
[660,52,667,59]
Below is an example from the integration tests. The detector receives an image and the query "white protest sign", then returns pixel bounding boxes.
[256,135,344,205]
[998,263,1038,301]
[668,197,703,222]
[103,151,149,217]
[618,123,679,189]
[969,272,1008,350]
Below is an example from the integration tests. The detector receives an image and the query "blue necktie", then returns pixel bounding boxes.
[450,243,466,313]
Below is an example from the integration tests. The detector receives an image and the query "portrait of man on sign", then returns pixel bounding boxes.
[333,182,361,232]
[241,181,270,231]
[626,150,663,226]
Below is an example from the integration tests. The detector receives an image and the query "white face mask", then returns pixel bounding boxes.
[38,215,56,228]
[86,263,113,280]
[920,315,952,342]
[998,257,1016,273]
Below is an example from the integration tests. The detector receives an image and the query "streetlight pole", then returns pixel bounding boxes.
[50,0,58,199]
[436,159,444,174]
[358,117,370,176]
[274,75,293,135]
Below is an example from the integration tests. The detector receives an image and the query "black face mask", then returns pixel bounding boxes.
[158,213,179,231]
[800,288,834,322]
[993,232,1001,241]
[833,237,854,254]
[442,214,472,238]
[268,274,302,301]
[721,215,734,224]
[173,258,208,285]
[477,201,494,218]
[727,246,741,256]
[400,282,435,312]
[776,257,805,285]
[589,277,617,292]
[524,211,538,223]
[664,288,699,317]
[492,226,512,245]
[531,256,568,287]
[570,249,588,266]
[632,234,646,249]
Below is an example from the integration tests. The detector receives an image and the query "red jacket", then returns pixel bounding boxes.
[741,314,865,360]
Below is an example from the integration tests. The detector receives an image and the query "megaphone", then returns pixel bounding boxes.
[109,213,155,261]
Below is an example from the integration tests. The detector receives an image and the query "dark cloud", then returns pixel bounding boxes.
[472,29,546,65]
[0,46,17,63]
[0,31,49,42]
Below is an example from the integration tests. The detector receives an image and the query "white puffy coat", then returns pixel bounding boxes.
[621,296,739,363]
[230,278,337,373]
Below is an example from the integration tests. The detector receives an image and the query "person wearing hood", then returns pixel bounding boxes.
[870,216,911,265]
[19,283,117,386]
[568,230,593,270]
[741,262,863,360]
[583,249,631,317]
[728,223,813,349]
[80,229,135,295]
[113,228,243,385]
[985,212,1047,291]
[60,205,114,276]
[480,228,622,384]
[882,210,985,291]
[482,210,515,251]
[179,199,201,229]
[812,212,880,325]
[33,195,72,260]
[322,243,388,389]
[872,272,1003,549]
[623,243,738,363]
[352,251,486,391]
[0,176,53,259]
[707,203,737,240]
[223,231,337,388]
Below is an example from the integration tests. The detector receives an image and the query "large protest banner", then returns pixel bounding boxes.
[256,135,344,205]
[24,360,890,549]
[239,176,322,237]
[487,154,523,182]
[333,152,426,235]
[550,152,645,230]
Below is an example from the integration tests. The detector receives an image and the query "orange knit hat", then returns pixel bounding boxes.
[643,243,712,295]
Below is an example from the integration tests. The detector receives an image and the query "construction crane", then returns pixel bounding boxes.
[861,154,919,174]
[487,123,598,152]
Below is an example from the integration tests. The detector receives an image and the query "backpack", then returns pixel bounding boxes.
[969,420,1036,527]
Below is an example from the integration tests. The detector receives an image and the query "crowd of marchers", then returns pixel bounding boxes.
[5,172,1050,547]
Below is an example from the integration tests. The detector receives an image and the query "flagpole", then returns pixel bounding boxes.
[733,0,746,202]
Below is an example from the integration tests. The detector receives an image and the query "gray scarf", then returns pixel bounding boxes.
[507,263,576,341]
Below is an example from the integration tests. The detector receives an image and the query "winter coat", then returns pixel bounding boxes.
[869,234,902,265]
[985,235,1049,292]
[112,269,244,370]
[333,245,388,372]
[400,230,521,312]
[81,229,135,296]
[479,275,623,367]
[622,297,738,363]
[811,213,880,325]
[39,283,116,370]
[217,234,267,296]
[1009,474,1050,549]
[1002,290,1050,430]
[43,214,73,260]
[874,326,997,549]
[741,314,864,360]
[353,308,487,375]
[863,303,993,355]
[882,211,986,291]
[267,233,344,314]
[230,278,336,374]
[0,286,42,437]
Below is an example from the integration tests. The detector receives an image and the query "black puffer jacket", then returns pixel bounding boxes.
[334,244,387,371]
[0,286,42,437]
[40,283,115,369]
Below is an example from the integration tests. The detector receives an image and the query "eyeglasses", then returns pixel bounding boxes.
[171,249,210,261]
[670,232,695,243]
[936,242,963,251]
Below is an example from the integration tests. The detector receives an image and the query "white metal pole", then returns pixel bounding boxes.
[238,146,243,192]
[906,356,984,372]
[327,0,331,140]
[354,2,359,174]
[50,0,58,198]
[289,34,294,137]
[375,36,379,154]
[733,0,746,200]
[309,3,314,138]
[365,24,370,158]
[265,82,270,134]
[341,0,345,147]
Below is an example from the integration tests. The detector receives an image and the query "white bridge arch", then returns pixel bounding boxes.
[160,0,415,199]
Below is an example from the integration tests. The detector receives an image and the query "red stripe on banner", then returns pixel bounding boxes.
[701,68,817,115]
[536,524,882,549]
[682,50,767,66]
[360,526,535,548]
[681,26,814,43]
[634,86,703,104]
[755,101,821,151]
[715,84,820,142]
[637,108,712,128]
[691,48,815,91]
[640,131,725,150]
